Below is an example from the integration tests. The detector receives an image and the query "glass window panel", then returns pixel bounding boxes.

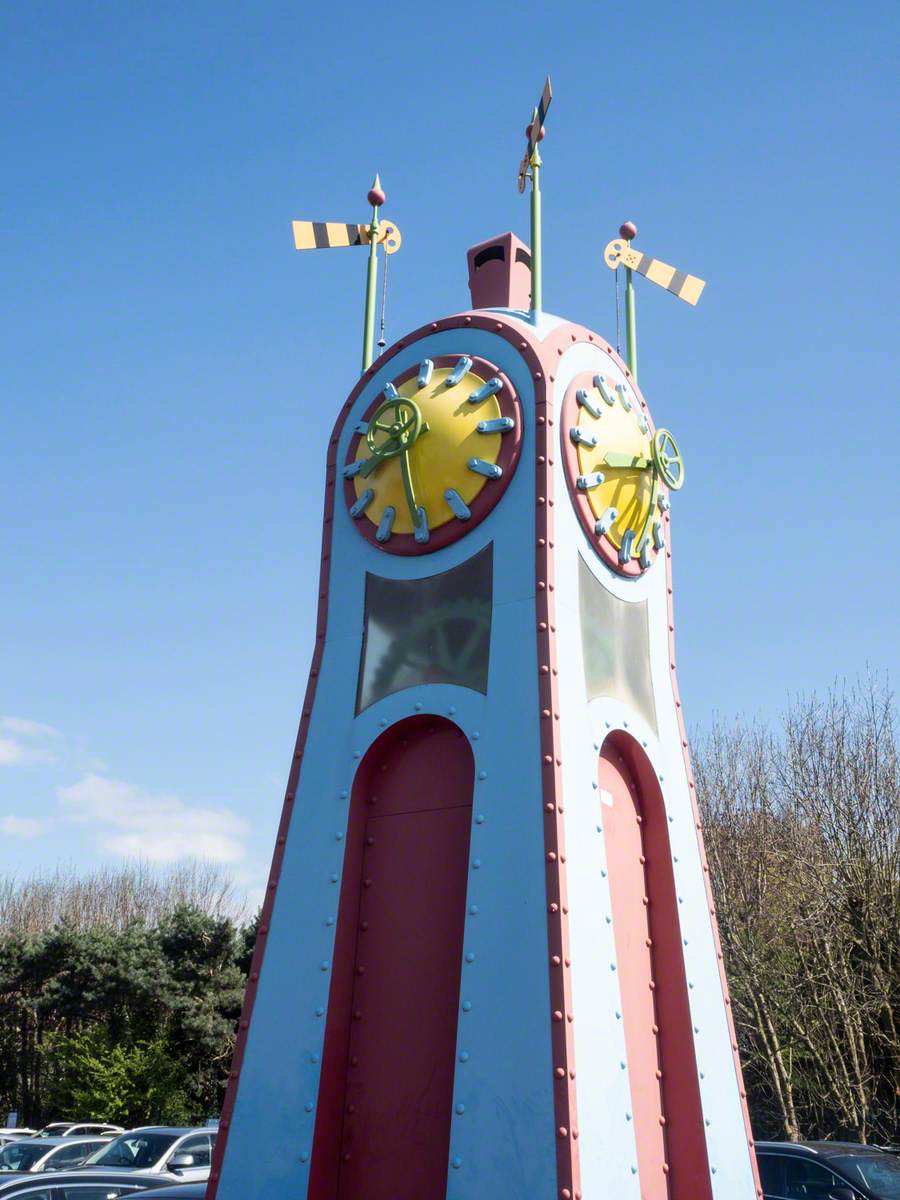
[357,546,492,713]
[578,554,657,734]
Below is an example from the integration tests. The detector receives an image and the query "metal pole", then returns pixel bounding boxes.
[361,175,384,372]
[624,265,637,381]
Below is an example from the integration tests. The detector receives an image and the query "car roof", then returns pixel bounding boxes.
[125,1126,212,1136]
[756,1140,889,1157]
[0,1170,161,1192]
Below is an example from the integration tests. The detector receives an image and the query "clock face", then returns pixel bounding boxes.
[561,369,683,576]
[343,354,522,553]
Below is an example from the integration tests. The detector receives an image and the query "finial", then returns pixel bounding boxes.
[525,122,545,143]
[619,220,637,241]
[368,174,386,208]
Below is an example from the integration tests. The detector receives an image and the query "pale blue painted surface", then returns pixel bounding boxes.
[216,321,558,1199]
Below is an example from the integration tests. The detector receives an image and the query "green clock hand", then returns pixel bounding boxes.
[603,450,651,469]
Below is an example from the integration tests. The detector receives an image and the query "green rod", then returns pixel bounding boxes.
[624,265,637,381]
[529,120,542,315]
[361,189,380,372]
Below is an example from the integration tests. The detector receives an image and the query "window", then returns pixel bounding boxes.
[784,1157,851,1198]
[757,1152,786,1195]
[45,1143,94,1169]
[578,554,657,733]
[88,1132,176,1169]
[830,1154,900,1199]
[174,1135,211,1167]
[0,1141,48,1171]
[356,546,493,713]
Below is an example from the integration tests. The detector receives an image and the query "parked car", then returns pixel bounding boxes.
[0,1140,35,1152]
[82,1129,216,1185]
[757,1140,900,1200]
[0,1139,111,1176]
[0,1170,180,1198]
[32,1129,122,1142]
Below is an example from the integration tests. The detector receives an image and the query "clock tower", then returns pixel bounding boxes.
[207,235,762,1200]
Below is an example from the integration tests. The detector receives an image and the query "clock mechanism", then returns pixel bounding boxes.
[561,369,683,576]
[343,354,522,553]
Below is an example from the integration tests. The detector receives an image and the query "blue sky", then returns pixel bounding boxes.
[2,0,897,906]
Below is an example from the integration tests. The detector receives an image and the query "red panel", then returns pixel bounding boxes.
[601,737,713,1200]
[311,718,473,1200]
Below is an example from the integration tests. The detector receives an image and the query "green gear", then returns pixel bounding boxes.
[372,598,491,697]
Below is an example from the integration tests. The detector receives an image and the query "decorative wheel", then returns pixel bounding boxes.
[652,429,684,491]
[363,397,424,469]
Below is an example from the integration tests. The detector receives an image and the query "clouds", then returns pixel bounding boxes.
[58,773,249,864]
[0,716,61,767]
[0,814,52,838]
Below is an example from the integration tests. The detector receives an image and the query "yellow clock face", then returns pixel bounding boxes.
[343,354,521,552]
[563,372,683,572]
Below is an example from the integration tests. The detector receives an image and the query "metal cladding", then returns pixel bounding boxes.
[208,300,761,1200]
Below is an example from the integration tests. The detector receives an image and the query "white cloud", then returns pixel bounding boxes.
[0,717,61,767]
[58,774,249,864]
[0,815,52,838]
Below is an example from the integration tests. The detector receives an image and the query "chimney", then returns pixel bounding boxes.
[467,232,532,310]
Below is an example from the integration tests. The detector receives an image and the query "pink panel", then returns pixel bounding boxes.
[600,737,713,1200]
[311,718,474,1200]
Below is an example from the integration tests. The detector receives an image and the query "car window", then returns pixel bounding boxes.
[55,1188,149,1199]
[45,1143,95,1170]
[758,1153,787,1195]
[784,1157,851,1197]
[88,1134,176,1169]
[173,1136,210,1167]
[0,1141,49,1171]
[830,1154,900,1200]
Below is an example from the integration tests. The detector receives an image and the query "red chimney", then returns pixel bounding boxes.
[467,232,532,310]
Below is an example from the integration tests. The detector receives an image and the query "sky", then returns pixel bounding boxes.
[1,0,897,907]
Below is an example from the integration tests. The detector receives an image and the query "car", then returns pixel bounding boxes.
[757,1140,900,1200]
[31,1130,122,1142]
[0,1169,179,1198]
[82,1129,216,1185]
[0,1139,111,1176]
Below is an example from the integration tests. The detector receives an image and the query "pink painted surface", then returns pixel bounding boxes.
[466,232,532,309]
[600,736,713,1200]
[311,718,473,1200]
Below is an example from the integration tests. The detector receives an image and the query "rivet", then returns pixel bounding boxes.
[478,770,487,780]
[315,1006,324,1016]
[300,1152,309,1163]
[326,917,334,926]
[610,962,616,971]
[352,750,361,759]
[472,858,481,869]
[553,1010,564,1022]
[615,1010,621,1020]
[415,702,422,710]
[311,1053,319,1063]
[555,1067,565,1078]
[340,789,348,799]
[469,904,479,914]
[471,731,480,739]
[451,1156,462,1169]
[320,960,330,971]
[459,1051,469,1062]
[547,851,557,862]
[449,706,456,714]
[335,832,343,841]
[305,1102,313,1112]
[465,951,475,963]
[379,718,387,727]
[462,1000,472,1012]
[551,955,561,966]
[476,813,485,824]
[625,1112,632,1121]
[557,1127,568,1138]
[455,1102,466,1114]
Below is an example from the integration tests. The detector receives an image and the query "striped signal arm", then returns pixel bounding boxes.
[603,239,705,305]
[292,220,402,254]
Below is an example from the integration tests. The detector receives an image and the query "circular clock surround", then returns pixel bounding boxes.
[343,353,523,554]
[561,368,671,577]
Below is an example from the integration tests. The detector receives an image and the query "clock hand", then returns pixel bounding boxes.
[357,420,429,478]
[602,451,651,469]
[399,447,421,530]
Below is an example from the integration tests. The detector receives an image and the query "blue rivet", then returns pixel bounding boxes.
[678,895,683,903]
[469,904,479,915]
[610,962,617,971]
[379,718,387,726]
[340,790,348,799]
[315,1006,324,1016]
[620,1061,627,1070]
[330,873,338,883]
[601,868,607,877]
[475,813,485,824]
[625,1112,632,1121]
[352,750,361,759]
[465,952,475,963]
[478,770,487,780]
[449,706,457,715]
[471,731,480,740]
[472,858,481,869]
[300,1152,309,1163]
[615,1010,621,1020]
[310,1054,319,1064]
[320,960,330,971]
[455,1103,465,1114]
[462,1000,472,1012]
[335,832,343,840]
[415,702,423,710]
[326,917,334,926]
[451,1156,462,1169]
[304,1102,313,1112]
[459,1051,469,1062]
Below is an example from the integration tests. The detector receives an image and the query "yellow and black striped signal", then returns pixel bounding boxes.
[292,219,402,255]
[603,239,705,305]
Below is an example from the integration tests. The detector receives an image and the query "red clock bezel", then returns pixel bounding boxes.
[560,369,663,578]
[343,353,523,555]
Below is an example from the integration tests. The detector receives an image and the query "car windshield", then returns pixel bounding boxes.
[87,1133,177,1168]
[829,1154,900,1200]
[0,1141,47,1170]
